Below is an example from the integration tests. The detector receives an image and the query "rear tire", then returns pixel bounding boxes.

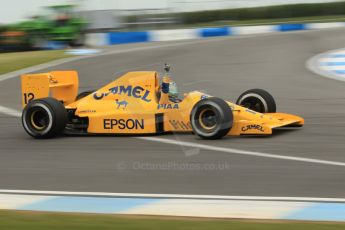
[190,97,233,139]
[236,89,276,113]
[76,90,95,101]
[22,98,67,139]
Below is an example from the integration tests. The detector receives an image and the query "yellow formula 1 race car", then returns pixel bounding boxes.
[20,65,304,139]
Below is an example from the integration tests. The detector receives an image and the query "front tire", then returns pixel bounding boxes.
[236,89,276,113]
[22,98,67,139]
[190,97,233,139]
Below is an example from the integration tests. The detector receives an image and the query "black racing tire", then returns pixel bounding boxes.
[190,97,233,139]
[236,89,276,113]
[76,90,95,101]
[22,97,67,139]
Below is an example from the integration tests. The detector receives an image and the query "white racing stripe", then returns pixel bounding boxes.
[1,105,345,167]
[0,189,344,202]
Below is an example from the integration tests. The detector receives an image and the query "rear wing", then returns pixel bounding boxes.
[21,71,79,108]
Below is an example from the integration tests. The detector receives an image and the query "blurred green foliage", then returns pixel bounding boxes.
[180,1,345,24]
[127,1,345,27]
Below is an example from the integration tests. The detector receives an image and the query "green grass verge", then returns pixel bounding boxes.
[0,210,344,230]
[0,50,70,75]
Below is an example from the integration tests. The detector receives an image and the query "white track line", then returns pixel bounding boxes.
[1,106,345,167]
[0,189,344,202]
[0,105,21,117]
[138,137,345,167]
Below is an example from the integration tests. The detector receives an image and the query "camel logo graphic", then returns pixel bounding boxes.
[115,99,128,109]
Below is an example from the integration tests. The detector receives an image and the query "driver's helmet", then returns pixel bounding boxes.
[169,81,178,99]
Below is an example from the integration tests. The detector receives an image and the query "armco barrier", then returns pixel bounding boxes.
[232,25,277,35]
[108,31,150,45]
[306,22,345,30]
[277,23,306,32]
[84,22,345,47]
[86,33,108,46]
[199,27,231,37]
[150,29,198,41]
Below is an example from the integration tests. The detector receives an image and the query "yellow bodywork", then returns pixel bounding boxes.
[21,71,304,136]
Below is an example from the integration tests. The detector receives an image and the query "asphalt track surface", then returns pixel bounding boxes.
[1,29,345,198]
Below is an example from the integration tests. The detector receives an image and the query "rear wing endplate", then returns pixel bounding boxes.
[21,71,79,108]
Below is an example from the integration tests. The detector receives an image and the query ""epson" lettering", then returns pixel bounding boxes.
[103,119,145,130]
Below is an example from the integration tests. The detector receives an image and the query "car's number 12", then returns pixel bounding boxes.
[23,93,35,105]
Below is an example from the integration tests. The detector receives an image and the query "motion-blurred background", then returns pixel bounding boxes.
[1,0,345,51]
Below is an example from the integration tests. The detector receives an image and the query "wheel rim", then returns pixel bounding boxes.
[30,109,49,130]
[198,108,217,130]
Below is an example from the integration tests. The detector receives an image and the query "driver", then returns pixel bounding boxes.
[158,76,181,104]
[158,64,181,104]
